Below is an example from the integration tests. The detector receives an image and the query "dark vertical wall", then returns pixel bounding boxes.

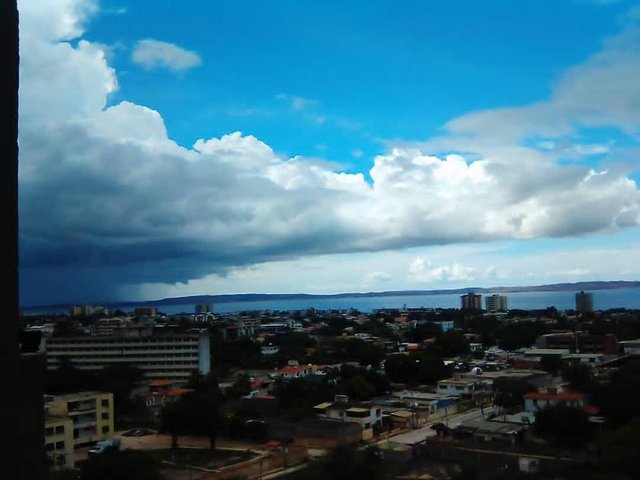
[1,2,47,478]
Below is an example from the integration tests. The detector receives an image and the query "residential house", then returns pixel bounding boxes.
[313,396,384,437]
[523,391,587,413]
[437,377,489,398]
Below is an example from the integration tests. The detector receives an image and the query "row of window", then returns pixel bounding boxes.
[48,337,200,345]
[53,361,198,368]
[45,425,65,436]
[46,441,65,451]
[49,353,198,360]
[73,427,95,438]
[48,345,199,351]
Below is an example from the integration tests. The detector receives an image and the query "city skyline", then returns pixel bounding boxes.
[18,0,640,306]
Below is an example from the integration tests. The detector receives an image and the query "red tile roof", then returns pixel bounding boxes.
[148,380,174,387]
[165,388,193,397]
[583,405,601,415]
[278,365,310,375]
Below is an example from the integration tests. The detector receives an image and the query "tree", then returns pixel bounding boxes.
[339,375,375,401]
[534,405,594,447]
[561,362,594,391]
[298,444,379,480]
[354,342,385,368]
[433,330,470,357]
[190,388,222,450]
[335,364,389,400]
[493,378,536,410]
[159,400,184,451]
[496,321,548,351]
[594,359,640,427]
[274,332,316,360]
[540,355,562,375]
[53,319,82,337]
[97,364,143,416]
[186,370,220,393]
[594,416,640,479]
[45,356,98,394]
[273,376,337,418]
[213,336,261,369]
[384,353,416,384]
[159,378,223,450]
[226,374,252,399]
[405,322,441,343]
[384,352,449,385]
[355,320,393,339]
[80,450,161,480]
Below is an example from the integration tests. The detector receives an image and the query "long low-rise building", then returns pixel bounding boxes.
[44,333,210,381]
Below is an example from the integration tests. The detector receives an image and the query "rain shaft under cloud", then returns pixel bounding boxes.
[17,0,640,305]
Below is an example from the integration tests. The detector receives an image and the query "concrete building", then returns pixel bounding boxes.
[274,364,315,379]
[456,417,525,445]
[461,292,482,311]
[44,415,75,469]
[430,320,455,332]
[313,397,383,431]
[195,303,213,314]
[136,380,194,421]
[260,344,280,356]
[134,307,158,317]
[45,392,114,449]
[437,377,489,397]
[575,291,594,313]
[69,305,105,317]
[620,339,640,355]
[95,317,130,336]
[461,368,553,390]
[485,294,508,312]
[562,353,604,367]
[45,333,210,381]
[523,391,587,413]
[535,332,618,354]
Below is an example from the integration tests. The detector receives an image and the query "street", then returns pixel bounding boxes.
[387,406,495,445]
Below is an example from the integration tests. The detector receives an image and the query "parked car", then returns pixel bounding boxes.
[88,437,121,456]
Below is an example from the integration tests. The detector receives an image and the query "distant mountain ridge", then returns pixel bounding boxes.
[32,280,640,310]
[143,280,640,306]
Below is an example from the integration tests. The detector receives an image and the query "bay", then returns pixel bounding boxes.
[22,287,640,316]
[158,287,640,315]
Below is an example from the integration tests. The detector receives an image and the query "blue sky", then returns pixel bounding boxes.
[17,0,640,306]
[93,0,628,165]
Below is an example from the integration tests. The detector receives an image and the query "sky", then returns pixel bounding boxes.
[17,0,640,307]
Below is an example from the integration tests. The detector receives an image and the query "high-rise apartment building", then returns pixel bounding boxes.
[575,291,594,313]
[461,292,482,310]
[485,294,508,312]
[195,302,213,314]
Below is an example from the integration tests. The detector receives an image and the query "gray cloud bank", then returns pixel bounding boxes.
[17,0,640,305]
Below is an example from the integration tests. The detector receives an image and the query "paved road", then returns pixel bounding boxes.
[387,406,495,445]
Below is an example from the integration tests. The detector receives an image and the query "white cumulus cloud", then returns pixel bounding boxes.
[15,0,640,305]
[131,39,202,72]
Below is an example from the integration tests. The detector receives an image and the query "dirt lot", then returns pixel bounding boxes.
[117,429,268,453]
